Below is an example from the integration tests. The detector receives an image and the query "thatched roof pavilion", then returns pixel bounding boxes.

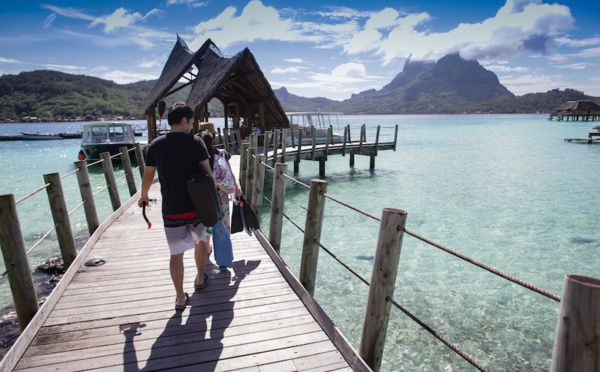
[140,36,289,141]
[550,100,600,121]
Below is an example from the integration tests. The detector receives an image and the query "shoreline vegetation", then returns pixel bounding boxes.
[1,65,599,124]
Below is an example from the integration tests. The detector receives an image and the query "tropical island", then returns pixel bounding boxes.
[0,53,598,123]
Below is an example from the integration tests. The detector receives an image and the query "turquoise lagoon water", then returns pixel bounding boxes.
[1,115,599,371]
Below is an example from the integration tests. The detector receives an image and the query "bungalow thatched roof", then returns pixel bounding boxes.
[552,100,600,113]
[139,36,289,133]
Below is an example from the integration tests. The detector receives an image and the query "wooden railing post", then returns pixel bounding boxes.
[269,163,287,254]
[239,141,249,194]
[263,131,270,160]
[235,129,242,152]
[359,124,365,153]
[251,154,265,220]
[359,208,407,371]
[299,179,327,296]
[281,129,287,163]
[74,160,99,235]
[120,147,137,197]
[43,172,78,268]
[134,143,145,178]
[0,194,39,330]
[551,275,600,372]
[272,129,279,166]
[311,127,317,160]
[295,128,302,173]
[343,126,348,156]
[393,124,399,151]
[246,147,257,203]
[100,152,121,211]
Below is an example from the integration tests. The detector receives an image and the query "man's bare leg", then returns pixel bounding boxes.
[194,239,208,287]
[170,253,186,307]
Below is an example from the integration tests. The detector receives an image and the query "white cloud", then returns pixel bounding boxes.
[272,66,303,74]
[499,72,568,95]
[0,57,21,64]
[190,0,307,49]
[43,64,85,71]
[486,64,529,72]
[167,0,208,8]
[43,13,56,29]
[100,70,158,84]
[555,36,600,47]
[556,62,595,70]
[332,62,367,77]
[139,58,163,68]
[284,58,305,63]
[91,7,159,33]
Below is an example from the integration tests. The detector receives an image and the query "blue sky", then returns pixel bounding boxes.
[1,0,598,100]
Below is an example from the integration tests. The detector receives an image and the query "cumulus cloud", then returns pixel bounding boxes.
[189,0,307,49]
[370,0,574,63]
[43,63,85,71]
[556,62,596,70]
[284,58,306,63]
[485,64,530,72]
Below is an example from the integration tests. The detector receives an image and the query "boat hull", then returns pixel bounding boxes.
[81,143,137,162]
[21,133,61,140]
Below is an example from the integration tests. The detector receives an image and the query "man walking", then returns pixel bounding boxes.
[138,102,212,310]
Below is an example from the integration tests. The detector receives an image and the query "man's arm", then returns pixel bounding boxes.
[138,166,156,207]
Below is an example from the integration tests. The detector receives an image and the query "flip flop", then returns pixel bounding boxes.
[175,292,189,310]
[195,273,209,291]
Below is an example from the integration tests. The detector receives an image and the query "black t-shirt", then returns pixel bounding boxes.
[146,132,209,216]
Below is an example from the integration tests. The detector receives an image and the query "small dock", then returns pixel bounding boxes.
[1,157,369,371]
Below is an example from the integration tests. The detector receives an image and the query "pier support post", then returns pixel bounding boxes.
[299,179,327,296]
[319,158,326,176]
[272,129,279,166]
[246,147,257,204]
[74,161,99,235]
[240,141,249,194]
[44,172,77,268]
[281,129,287,163]
[100,152,121,211]
[343,126,348,156]
[269,163,287,254]
[359,208,407,371]
[0,194,39,330]
[350,153,355,167]
[551,275,600,372]
[120,147,137,197]
[370,154,375,170]
[251,154,265,220]
[134,143,145,179]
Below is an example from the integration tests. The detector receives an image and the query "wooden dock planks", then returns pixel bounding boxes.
[8,177,363,371]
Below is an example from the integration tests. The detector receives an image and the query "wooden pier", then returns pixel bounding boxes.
[0,156,370,371]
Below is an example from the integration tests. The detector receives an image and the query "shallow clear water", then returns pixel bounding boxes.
[1,115,599,371]
[258,114,600,371]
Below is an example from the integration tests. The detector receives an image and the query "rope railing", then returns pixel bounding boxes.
[93,185,109,197]
[26,222,59,255]
[68,200,86,217]
[262,190,485,371]
[0,264,15,281]
[15,183,51,205]
[60,168,79,180]
[400,227,562,302]
[386,296,489,372]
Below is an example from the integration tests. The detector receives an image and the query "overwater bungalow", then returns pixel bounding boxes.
[549,100,600,121]
[139,36,289,142]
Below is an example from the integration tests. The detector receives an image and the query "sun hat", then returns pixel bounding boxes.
[199,122,217,138]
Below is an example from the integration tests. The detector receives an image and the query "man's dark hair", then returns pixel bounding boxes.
[167,103,194,126]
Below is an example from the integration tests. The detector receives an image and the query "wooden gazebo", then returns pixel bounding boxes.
[139,36,289,141]
[549,100,600,121]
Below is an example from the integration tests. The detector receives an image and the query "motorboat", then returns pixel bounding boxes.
[79,122,138,162]
[286,112,344,146]
[22,132,62,140]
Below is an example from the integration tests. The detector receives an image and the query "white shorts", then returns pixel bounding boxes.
[164,218,207,255]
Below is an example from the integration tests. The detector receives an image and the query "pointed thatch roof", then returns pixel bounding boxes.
[139,36,289,134]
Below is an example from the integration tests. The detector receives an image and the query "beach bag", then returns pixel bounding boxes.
[213,152,236,194]
[231,195,260,235]
[212,219,233,268]
[186,165,222,227]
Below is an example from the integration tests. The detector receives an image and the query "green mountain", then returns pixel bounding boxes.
[275,53,516,114]
[1,57,598,122]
